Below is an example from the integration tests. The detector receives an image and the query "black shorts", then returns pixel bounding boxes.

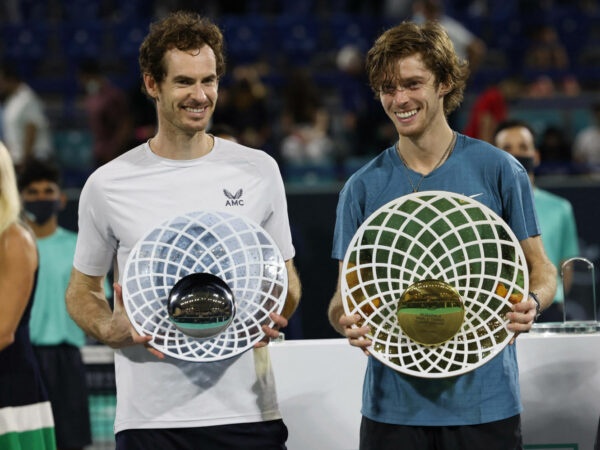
[115,419,288,450]
[34,344,92,448]
[359,414,523,450]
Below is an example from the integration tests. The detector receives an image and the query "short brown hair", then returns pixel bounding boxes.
[365,21,469,116]
[138,11,226,97]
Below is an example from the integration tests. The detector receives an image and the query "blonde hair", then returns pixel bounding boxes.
[0,141,20,234]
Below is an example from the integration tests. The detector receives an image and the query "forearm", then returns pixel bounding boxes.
[281,259,301,319]
[65,271,113,344]
[529,258,557,312]
[328,287,346,336]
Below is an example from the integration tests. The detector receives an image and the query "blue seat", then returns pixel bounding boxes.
[274,15,319,65]
[327,14,377,52]
[62,21,104,60]
[219,15,270,64]
[1,22,47,60]
[111,19,151,58]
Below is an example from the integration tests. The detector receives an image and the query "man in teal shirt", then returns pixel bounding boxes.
[495,119,580,322]
[19,159,111,450]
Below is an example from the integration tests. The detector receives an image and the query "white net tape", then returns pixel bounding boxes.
[123,211,287,362]
[342,191,528,378]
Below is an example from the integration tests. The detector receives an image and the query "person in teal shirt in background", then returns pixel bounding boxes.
[494,119,580,322]
[18,159,112,450]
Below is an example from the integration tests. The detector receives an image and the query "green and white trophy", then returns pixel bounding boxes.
[342,191,529,378]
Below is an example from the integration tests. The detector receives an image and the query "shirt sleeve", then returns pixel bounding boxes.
[72,174,117,276]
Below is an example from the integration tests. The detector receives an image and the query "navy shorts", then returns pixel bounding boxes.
[34,344,92,449]
[116,419,288,450]
[359,414,523,450]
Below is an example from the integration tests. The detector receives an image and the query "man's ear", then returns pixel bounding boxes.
[534,149,541,167]
[438,81,452,97]
[143,73,158,100]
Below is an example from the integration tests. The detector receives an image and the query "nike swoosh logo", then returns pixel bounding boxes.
[469,193,484,198]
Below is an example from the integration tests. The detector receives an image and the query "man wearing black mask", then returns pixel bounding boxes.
[494,119,580,322]
[18,159,107,450]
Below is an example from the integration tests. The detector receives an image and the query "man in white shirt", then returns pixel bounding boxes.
[66,11,301,450]
[0,64,53,168]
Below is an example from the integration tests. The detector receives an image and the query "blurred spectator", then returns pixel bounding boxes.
[382,0,413,19]
[0,0,21,22]
[524,23,569,72]
[537,125,573,174]
[463,76,523,143]
[525,74,557,98]
[494,119,580,322]
[77,59,133,167]
[279,68,336,166]
[212,64,272,151]
[128,85,157,147]
[209,123,238,142]
[572,101,600,172]
[334,45,395,157]
[412,0,486,74]
[0,63,54,170]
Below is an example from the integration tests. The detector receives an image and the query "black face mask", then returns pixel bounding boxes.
[515,156,535,174]
[24,200,61,225]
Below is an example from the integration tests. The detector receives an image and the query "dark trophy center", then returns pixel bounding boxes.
[167,273,235,339]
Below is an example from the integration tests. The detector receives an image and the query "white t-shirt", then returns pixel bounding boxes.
[2,83,53,164]
[73,138,295,432]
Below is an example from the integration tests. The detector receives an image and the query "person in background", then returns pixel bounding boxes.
[279,68,337,167]
[462,76,523,144]
[412,0,486,74]
[334,44,395,158]
[18,159,111,450]
[327,21,556,449]
[77,59,133,168]
[0,142,56,450]
[573,101,600,173]
[66,11,301,450]
[211,64,272,151]
[494,119,580,322]
[208,123,238,142]
[0,63,54,170]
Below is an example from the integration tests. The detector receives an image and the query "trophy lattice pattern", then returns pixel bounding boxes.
[123,211,287,362]
[342,191,528,378]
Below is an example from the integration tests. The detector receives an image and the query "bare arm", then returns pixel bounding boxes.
[327,261,371,353]
[507,235,557,334]
[66,268,162,357]
[281,259,301,319]
[0,223,38,350]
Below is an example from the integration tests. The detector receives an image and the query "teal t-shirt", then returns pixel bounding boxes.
[29,227,111,347]
[534,188,579,303]
[332,134,540,426]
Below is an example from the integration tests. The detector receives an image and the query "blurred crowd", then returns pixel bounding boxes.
[1,0,600,187]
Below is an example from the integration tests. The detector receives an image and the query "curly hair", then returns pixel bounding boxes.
[138,11,226,97]
[365,21,469,116]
